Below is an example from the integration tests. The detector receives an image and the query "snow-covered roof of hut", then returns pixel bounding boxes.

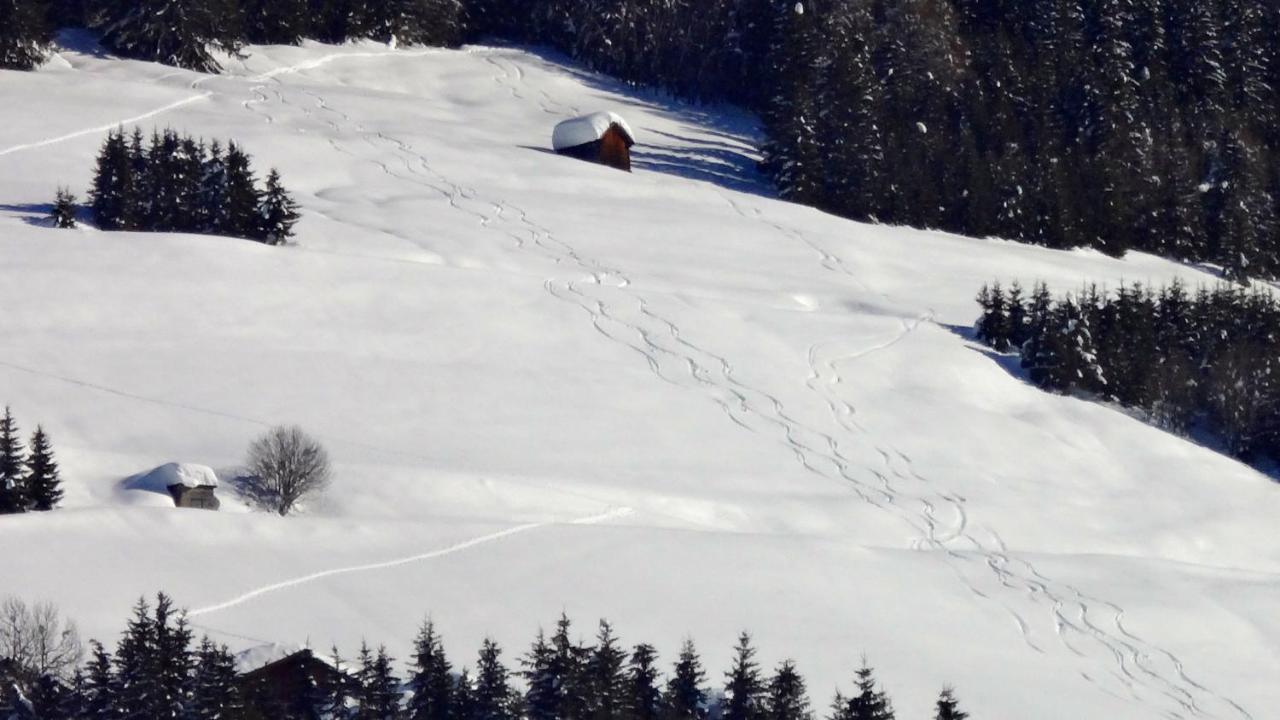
[552,112,635,151]
[128,462,219,493]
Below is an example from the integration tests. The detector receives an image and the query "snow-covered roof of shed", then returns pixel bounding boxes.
[128,463,219,492]
[236,643,341,674]
[552,112,635,151]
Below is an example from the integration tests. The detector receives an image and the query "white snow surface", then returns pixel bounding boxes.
[551,111,635,150]
[0,40,1278,720]
[128,462,220,492]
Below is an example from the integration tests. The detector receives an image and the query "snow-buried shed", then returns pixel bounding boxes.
[552,112,635,172]
[128,462,221,510]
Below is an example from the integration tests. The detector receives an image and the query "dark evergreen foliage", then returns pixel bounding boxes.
[976,279,1280,465]
[661,640,707,720]
[932,687,967,720]
[51,187,78,229]
[87,126,300,244]
[0,406,27,514]
[0,0,52,70]
[38,602,961,720]
[24,426,62,512]
[96,0,241,72]
[408,620,453,720]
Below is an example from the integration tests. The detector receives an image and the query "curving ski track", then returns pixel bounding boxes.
[190,507,633,618]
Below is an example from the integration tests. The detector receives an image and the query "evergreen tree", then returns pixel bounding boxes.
[189,637,240,720]
[0,407,26,514]
[98,0,241,72]
[453,668,476,720]
[624,644,662,720]
[722,633,764,720]
[113,598,158,720]
[764,661,810,720]
[150,593,193,719]
[198,140,229,234]
[473,639,516,720]
[0,0,52,70]
[222,142,263,240]
[587,621,628,720]
[357,644,402,720]
[831,662,894,720]
[24,426,62,511]
[241,0,309,44]
[90,128,136,231]
[51,187,78,229]
[932,687,967,720]
[407,620,452,720]
[259,168,301,245]
[82,641,114,720]
[660,640,706,720]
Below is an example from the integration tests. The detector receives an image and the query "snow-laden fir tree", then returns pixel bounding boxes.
[97,0,241,72]
[357,644,402,720]
[259,169,301,245]
[932,687,967,720]
[24,426,62,512]
[240,0,309,44]
[830,662,894,720]
[0,0,52,70]
[221,142,263,241]
[51,187,78,229]
[0,407,27,514]
[188,638,240,720]
[90,128,137,231]
[82,641,114,720]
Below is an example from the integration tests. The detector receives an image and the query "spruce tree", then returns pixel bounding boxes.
[407,620,452,720]
[833,662,894,720]
[764,661,809,720]
[51,187,78,229]
[624,644,662,720]
[98,0,241,72]
[90,128,136,231]
[113,597,158,720]
[473,638,516,720]
[0,0,52,70]
[0,407,26,514]
[150,593,193,719]
[453,668,476,720]
[189,637,240,720]
[357,644,402,720]
[222,142,263,240]
[241,0,309,44]
[587,621,628,720]
[660,640,706,720]
[259,168,301,245]
[722,633,764,720]
[82,641,114,720]
[932,687,967,720]
[24,426,62,511]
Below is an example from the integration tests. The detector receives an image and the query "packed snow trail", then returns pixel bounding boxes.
[190,507,633,618]
[0,92,212,159]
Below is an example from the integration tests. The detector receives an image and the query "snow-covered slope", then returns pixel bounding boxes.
[1,40,1277,720]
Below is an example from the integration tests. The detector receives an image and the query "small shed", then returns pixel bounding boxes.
[552,112,636,172]
[129,463,221,510]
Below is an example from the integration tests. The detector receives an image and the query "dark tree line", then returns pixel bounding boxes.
[466,0,1280,281]
[0,0,464,73]
[86,126,300,244]
[11,0,1275,278]
[0,406,64,514]
[975,280,1280,464]
[3,599,968,720]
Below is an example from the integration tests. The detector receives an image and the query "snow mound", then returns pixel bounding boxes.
[552,111,635,150]
[126,463,219,494]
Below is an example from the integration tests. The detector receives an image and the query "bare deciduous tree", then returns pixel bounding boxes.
[244,425,331,516]
[0,596,82,685]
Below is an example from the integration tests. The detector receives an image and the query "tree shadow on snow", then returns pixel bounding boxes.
[0,202,56,228]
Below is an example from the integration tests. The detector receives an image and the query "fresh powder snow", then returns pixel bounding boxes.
[0,40,1277,720]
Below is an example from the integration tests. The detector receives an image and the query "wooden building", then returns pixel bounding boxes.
[552,112,636,172]
[238,649,352,717]
[127,462,221,510]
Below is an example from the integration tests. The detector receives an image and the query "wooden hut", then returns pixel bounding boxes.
[238,649,352,715]
[128,462,221,510]
[552,112,636,172]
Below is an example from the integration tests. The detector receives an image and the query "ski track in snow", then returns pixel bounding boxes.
[0,92,212,159]
[189,507,633,618]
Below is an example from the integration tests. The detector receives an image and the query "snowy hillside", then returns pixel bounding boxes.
[1,39,1278,720]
